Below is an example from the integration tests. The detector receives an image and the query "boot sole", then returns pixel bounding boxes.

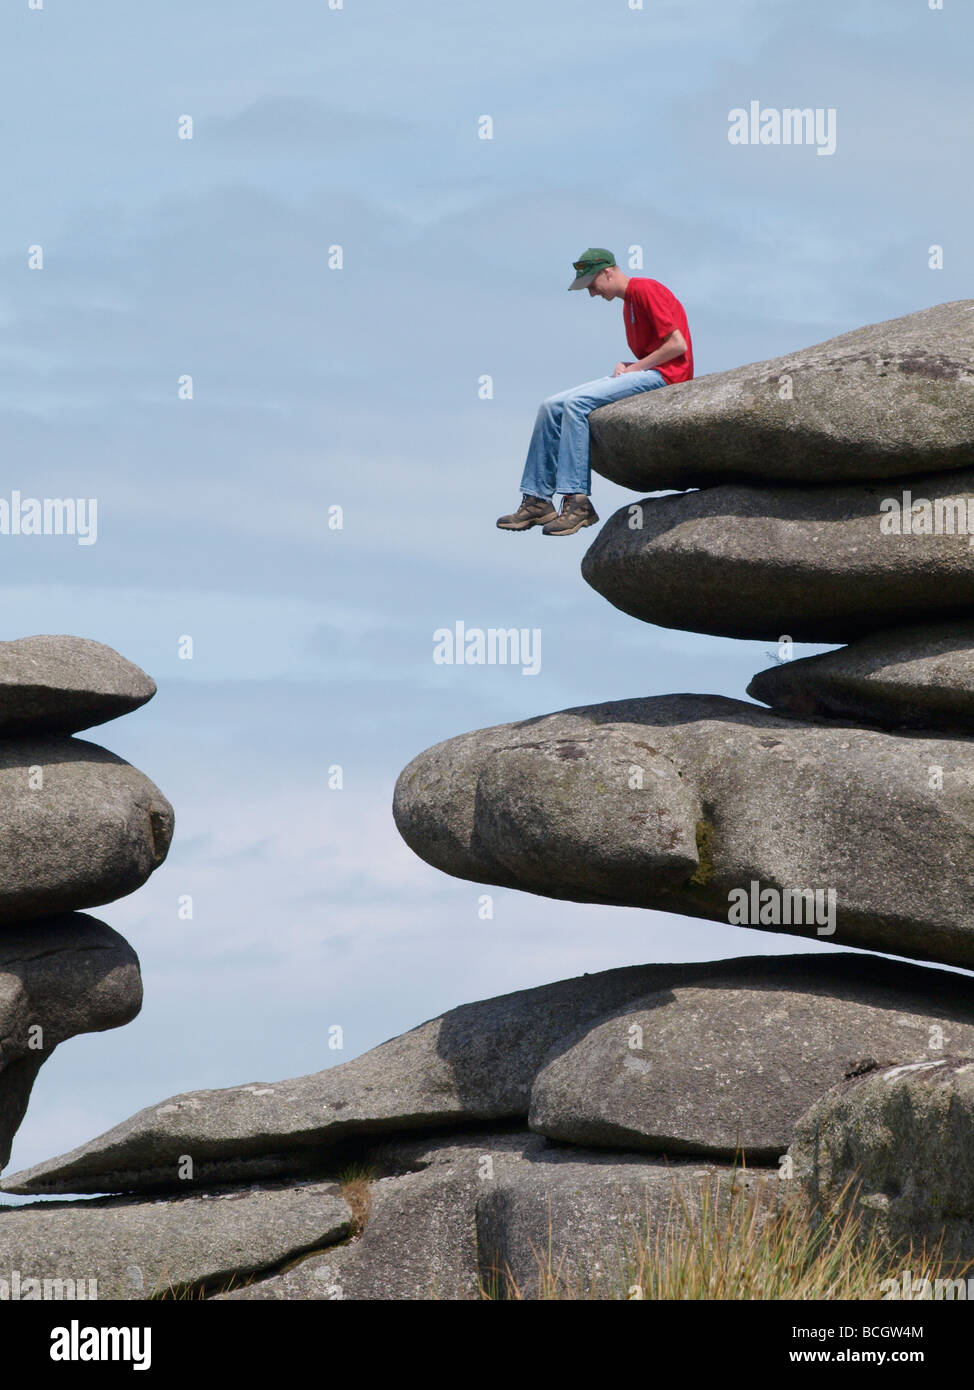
[496,516,557,531]
[542,516,599,536]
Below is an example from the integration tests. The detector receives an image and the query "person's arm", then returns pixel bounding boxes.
[615,329,687,375]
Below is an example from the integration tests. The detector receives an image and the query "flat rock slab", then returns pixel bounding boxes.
[0,1179,351,1299]
[527,956,974,1160]
[0,915,142,1167]
[0,737,173,923]
[588,300,974,491]
[13,954,974,1201]
[789,1057,974,1262]
[0,962,710,1194]
[0,636,156,736]
[218,1133,529,1301]
[749,621,974,731]
[393,693,974,969]
[218,1131,778,1301]
[582,468,974,642]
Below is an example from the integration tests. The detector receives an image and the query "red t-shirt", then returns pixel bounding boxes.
[623,278,693,383]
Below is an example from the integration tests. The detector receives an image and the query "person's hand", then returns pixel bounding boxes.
[612,361,634,378]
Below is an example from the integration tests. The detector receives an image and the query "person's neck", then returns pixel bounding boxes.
[613,274,630,299]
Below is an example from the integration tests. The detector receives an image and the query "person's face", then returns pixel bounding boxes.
[587,268,611,298]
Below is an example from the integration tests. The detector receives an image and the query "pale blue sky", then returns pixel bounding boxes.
[1,0,971,1185]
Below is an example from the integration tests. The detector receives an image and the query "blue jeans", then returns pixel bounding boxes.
[519,369,668,497]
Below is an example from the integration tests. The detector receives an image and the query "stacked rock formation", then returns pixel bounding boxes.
[5,303,974,1299]
[390,300,974,1267]
[397,302,974,970]
[0,636,172,1168]
[9,953,974,1298]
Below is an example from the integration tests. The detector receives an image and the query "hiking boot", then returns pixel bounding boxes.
[542,494,600,536]
[496,494,558,531]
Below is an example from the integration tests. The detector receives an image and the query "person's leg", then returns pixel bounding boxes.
[517,384,581,499]
[555,369,667,496]
[499,383,595,530]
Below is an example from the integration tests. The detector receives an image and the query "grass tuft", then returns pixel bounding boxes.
[479,1165,973,1301]
[337,1163,378,1237]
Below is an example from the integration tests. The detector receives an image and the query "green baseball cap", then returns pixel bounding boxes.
[567,247,616,290]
